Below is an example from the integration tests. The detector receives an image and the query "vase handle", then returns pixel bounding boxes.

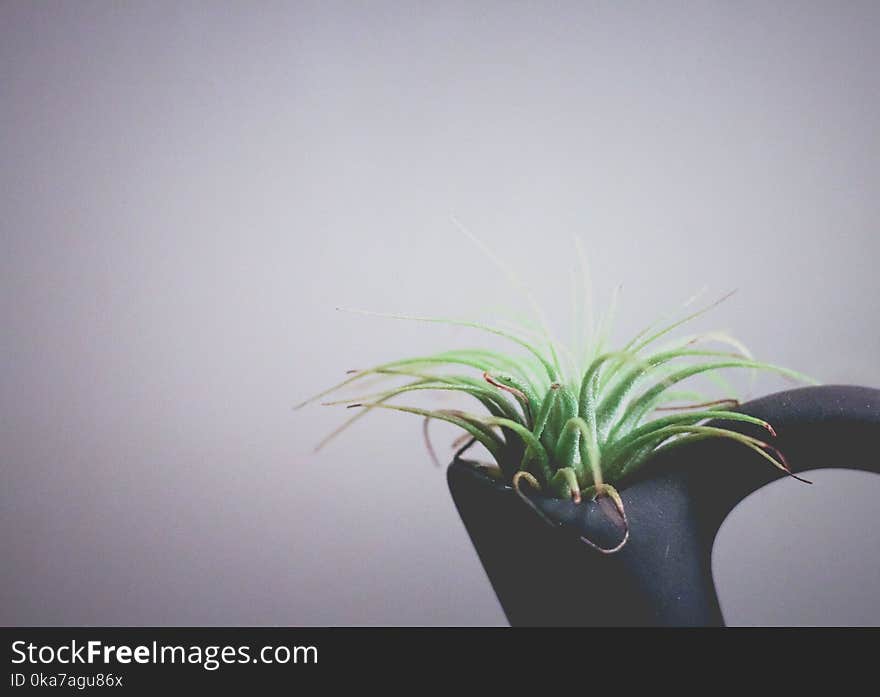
[675,384,880,542]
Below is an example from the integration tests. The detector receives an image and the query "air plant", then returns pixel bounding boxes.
[296,236,813,552]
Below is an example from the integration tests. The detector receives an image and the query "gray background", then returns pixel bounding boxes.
[2,1,878,626]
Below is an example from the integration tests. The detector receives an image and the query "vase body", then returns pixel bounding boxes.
[447,385,880,626]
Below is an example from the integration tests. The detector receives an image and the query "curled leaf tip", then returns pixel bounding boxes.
[655,397,740,412]
[777,454,812,484]
[579,485,630,554]
[452,436,477,462]
[512,471,542,497]
[483,371,510,390]
[783,466,812,484]
[450,431,472,449]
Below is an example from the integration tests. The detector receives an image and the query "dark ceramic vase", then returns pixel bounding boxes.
[447,385,880,626]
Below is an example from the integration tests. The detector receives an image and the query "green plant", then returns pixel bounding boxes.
[296,239,813,551]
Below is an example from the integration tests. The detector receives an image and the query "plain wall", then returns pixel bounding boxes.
[2,1,878,626]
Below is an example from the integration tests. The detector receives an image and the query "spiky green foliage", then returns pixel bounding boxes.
[297,232,814,553]
[297,293,814,509]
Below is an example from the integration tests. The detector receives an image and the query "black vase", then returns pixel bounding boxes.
[447,385,880,626]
